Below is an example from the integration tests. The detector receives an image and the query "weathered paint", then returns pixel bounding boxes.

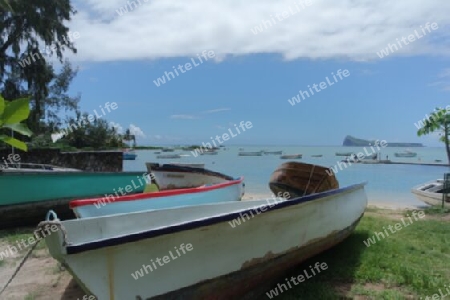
[43,183,367,300]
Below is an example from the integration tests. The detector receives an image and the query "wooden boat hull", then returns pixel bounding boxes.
[42,183,367,299]
[411,180,450,208]
[269,162,339,197]
[0,172,145,228]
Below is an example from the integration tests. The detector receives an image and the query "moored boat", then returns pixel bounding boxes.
[411,179,450,208]
[200,151,218,155]
[168,162,205,168]
[394,151,417,157]
[70,164,244,218]
[123,150,137,160]
[41,176,367,299]
[0,171,147,228]
[156,154,181,159]
[238,151,263,156]
[280,154,302,159]
[269,161,339,197]
[311,154,323,157]
[335,152,353,156]
[0,163,80,172]
[263,150,283,155]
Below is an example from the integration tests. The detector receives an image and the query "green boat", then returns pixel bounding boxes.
[0,171,147,228]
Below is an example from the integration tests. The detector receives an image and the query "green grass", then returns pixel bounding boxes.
[267,210,450,299]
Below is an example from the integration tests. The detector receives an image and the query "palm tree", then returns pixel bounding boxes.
[417,108,450,164]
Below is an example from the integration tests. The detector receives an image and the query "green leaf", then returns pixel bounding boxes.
[0,95,4,117]
[3,123,33,137]
[0,135,28,151]
[2,98,30,124]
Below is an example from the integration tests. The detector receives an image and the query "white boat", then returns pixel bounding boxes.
[1,163,81,173]
[394,150,417,157]
[200,151,218,155]
[146,163,233,190]
[156,154,181,159]
[238,151,263,156]
[70,164,244,218]
[41,182,367,299]
[411,179,450,208]
[263,150,283,155]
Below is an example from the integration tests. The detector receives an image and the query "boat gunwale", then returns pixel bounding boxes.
[69,177,244,208]
[147,163,235,181]
[64,182,367,254]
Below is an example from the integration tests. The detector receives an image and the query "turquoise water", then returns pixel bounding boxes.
[123,146,450,208]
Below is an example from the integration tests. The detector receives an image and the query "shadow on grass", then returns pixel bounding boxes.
[265,231,372,300]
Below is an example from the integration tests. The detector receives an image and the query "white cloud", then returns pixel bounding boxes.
[202,108,231,114]
[109,121,123,134]
[64,0,450,63]
[170,114,198,119]
[129,124,146,138]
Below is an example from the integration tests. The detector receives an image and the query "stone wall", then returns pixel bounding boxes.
[0,149,122,171]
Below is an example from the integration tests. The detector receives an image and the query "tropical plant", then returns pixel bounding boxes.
[0,95,32,151]
[417,108,450,164]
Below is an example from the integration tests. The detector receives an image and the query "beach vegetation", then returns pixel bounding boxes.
[417,107,450,164]
[0,95,32,151]
[269,209,450,299]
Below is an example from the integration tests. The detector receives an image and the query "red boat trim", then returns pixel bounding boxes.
[69,177,244,209]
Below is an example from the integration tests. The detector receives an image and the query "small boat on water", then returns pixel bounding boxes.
[41,162,367,299]
[280,154,302,159]
[70,164,244,218]
[311,154,323,157]
[0,163,80,173]
[123,149,137,160]
[156,154,181,159]
[238,151,263,156]
[162,148,175,152]
[394,150,417,157]
[335,152,353,156]
[168,162,205,168]
[263,150,283,155]
[0,170,147,228]
[411,179,450,208]
[200,151,218,155]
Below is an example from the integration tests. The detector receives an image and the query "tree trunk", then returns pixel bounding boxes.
[445,124,450,165]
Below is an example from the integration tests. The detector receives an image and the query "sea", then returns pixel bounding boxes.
[123,146,450,208]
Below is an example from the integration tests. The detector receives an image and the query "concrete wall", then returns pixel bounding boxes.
[0,149,122,172]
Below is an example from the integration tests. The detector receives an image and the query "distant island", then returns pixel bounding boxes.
[343,135,424,147]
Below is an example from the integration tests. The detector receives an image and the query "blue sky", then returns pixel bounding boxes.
[62,0,450,146]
